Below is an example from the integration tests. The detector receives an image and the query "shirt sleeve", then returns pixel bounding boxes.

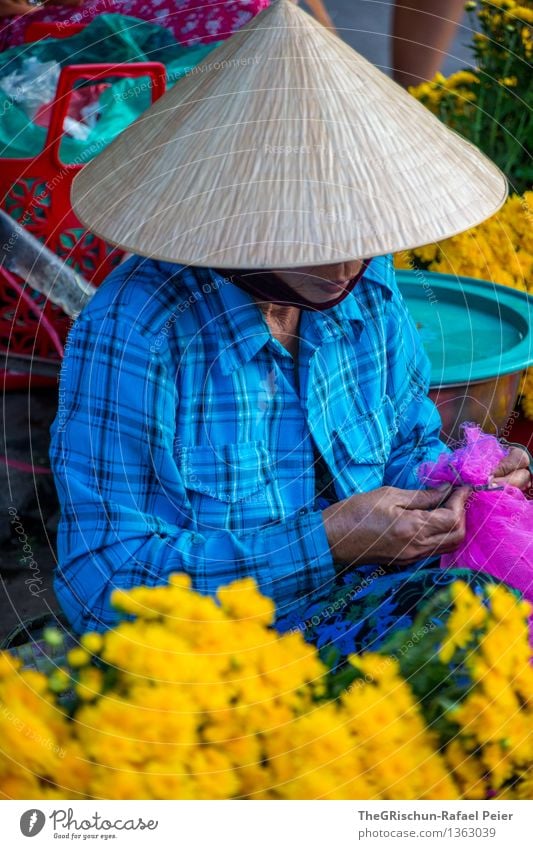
[50,313,335,634]
[383,280,451,490]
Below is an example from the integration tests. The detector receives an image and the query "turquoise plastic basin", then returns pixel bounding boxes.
[396,270,533,386]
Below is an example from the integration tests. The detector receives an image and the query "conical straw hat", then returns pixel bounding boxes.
[71,0,508,269]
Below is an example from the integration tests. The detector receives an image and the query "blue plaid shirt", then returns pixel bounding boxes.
[49,253,448,633]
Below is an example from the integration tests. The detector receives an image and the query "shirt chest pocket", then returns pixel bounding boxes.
[176,440,273,503]
[333,394,399,468]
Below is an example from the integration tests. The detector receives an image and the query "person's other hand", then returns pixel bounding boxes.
[0,0,40,16]
[491,445,531,491]
[0,0,83,15]
[322,484,471,568]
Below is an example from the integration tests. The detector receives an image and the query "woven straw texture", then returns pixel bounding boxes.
[71,0,508,268]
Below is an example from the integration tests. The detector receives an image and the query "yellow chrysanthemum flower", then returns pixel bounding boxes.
[481,0,516,9]
[80,632,104,654]
[394,189,533,416]
[67,647,91,668]
[75,667,104,701]
[445,70,480,87]
[0,578,531,801]
[508,6,533,23]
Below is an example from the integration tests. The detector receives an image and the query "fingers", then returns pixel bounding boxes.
[0,1,38,13]
[396,483,453,510]
[435,485,472,512]
[390,528,464,564]
[417,526,465,551]
[413,512,466,545]
[393,519,466,562]
[493,443,531,491]
[406,485,470,533]
[493,446,530,478]
[492,469,531,491]
[394,495,467,568]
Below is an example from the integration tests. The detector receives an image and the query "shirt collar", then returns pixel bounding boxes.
[206,254,395,375]
[206,268,273,375]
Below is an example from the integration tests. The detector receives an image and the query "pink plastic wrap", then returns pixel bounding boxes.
[418,425,509,488]
[418,425,533,603]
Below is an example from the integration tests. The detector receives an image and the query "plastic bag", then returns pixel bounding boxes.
[0,14,219,163]
[0,56,60,120]
[418,424,533,602]
[0,56,103,140]
[418,425,508,487]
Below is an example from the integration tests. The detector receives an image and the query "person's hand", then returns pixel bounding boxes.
[0,0,40,16]
[322,484,471,568]
[0,0,84,14]
[491,444,531,491]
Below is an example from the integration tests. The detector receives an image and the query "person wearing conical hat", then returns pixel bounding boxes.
[50,0,530,641]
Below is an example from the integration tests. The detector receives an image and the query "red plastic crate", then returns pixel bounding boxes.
[24,21,86,42]
[1,59,166,389]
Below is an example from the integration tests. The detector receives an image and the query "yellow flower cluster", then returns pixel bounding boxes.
[0,576,453,800]
[478,0,533,57]
[439,581,533,799]
[395,191,533,290]
[479,1,533,23]
[439,581,487,663]
[508,5,533,25]
[408,70,479,119]
[0,578,531,800]
[394,191,533,415]
[409,1,532,152]
[0,654,91,799]
[404,1,533,411]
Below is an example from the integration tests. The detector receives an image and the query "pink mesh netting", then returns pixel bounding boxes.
[418,424,533,603]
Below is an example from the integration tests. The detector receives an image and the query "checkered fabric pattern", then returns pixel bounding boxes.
[49,253,448,633]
